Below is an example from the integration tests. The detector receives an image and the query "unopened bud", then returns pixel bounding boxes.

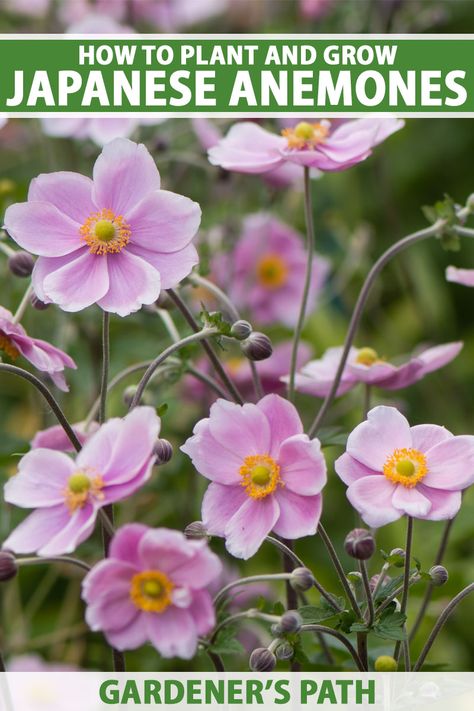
[290,567,314,592]
[241,332,273,362]
[184,521,208,540]
[30,293,50,311]
[280,610,302,634]
[275,642,294,661]
[390,548,406,566]
[369,573,391,592]
[8,251,34,278]
[347,571,363,585]
[429,565,449,587]
[0,551,17,582]
[249,647,276,672]
[230,320,252,341]
[374,655,398,672]
[154,438,173,465]
[344,528,375,560]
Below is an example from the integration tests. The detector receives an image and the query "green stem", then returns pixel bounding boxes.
[394,516,413,666]
[12,283,33,324]
[214,573,292,608]
[300,625,365,671]
[99,311,110,424]
[318,524,362,618]
[17,555,91,573]
[288,166,315,402]
[359,560,375,626]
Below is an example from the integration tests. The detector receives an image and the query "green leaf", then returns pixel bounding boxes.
[298,605,340,624]
[209,625,245,656]
[373,610,407,642]
[156,403,168,417]
[318,427,349,448]
[350,622,370,633]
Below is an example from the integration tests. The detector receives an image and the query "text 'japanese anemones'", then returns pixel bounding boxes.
[82,524,221,658]
[4,138,201,317]
[181,394,327,559]
[335,406,474,527]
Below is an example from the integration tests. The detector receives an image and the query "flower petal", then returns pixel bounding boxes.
[42,250,109,312]
[4,449,75,508]
[347,476,401,528]
[127,243,199,289]
[108,524,149,565]
[104,615,148,651]
[147,607,197,659]
[423,435,474,490]
[3,506,71,554]
[416,486,462,520]
[278,434,327,495]
[187,590,215,635]
[446,266,474,287]
[201,482,248,535]
[346,406,412,471]
[97,251,161,317]
[28,172,95,224]
[391,485,432,518]
[256,394,303,457]
[224,496,280,559]
[208,122,285,174]
[208,400,271,459]
[4,202,83,257]
[181,420,243,485]
[410,424,453,453]
[273,490,322,539]
[335,452,380,486]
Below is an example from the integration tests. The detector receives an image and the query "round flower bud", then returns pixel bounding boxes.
[30,293,50,311]
[270,623,282,636]
[344,528,375,560]
[347,571,363,584]
[184,521,208,540]
[275,642,294,661]
[280,611,302,634]
[249,648,276,672]
[369,573,391,592]
[241,332,273,362]
[154,438,173,465]
[290,567,314,592]
[8,251,34,278]
[0,551,18,582]
[230,320,252,341]
[429,565,449,587]
[374,655,398,672]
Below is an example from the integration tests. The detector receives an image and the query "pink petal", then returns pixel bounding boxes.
[201,482,248,536]
[278,434,327,495]
[167,545,222,590]
[208,400,271,459]
[102,459,154,505]
[97,251,161,317]
[187,590,215,635]
[4,449,75,508]
[108,524,149,565]
[147,608,198,659]
[347,406,412,471]
[273,489,322,539]
[224,496,280,559]
[256,394,303,457]
[423,435,474,490]
[347,476,401,528]
[127,243,199,289]
[88,117,139,146]
[28,172,95,224]
[138,528,198,575]
[39,503,97,556]
[104,614,149,651]
[446,266,474,287]
[410,424,453,453]
[416,486,462,520]
[3,505,72,554]
[32,254,76,303]
[181,420,243,485]
[391,485,432,518]
[93,138,161,215]
[42,250,109,312]
[127,189,201,253]
[335,452,380,486]
[86,586,138,632]
[82,559,137,600]
[417,342,463,375]
[208,122,285,174]
[4,202,83,257]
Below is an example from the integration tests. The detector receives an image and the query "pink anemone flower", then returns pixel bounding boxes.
[289,341,463,398]
[208,118,404,174]
[212,213,330,327]
[3,407,160,556]
[181,394,327,559]
[335,406,474,527]
[4,138,201,317]
[446,265,474,288]
[0,306,76,391]
[299,0,334,20]
[82,524,221,658]
[31,421,99,452]
[41,116,166,148]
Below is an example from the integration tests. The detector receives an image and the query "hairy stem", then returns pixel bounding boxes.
[360,560,375,626]
[17,556,91,573]
[301,625,365,671]
[12,283,33,324]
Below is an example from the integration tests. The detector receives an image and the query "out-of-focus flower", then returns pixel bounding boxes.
[289,342,463,397]
[4,138,200,317]
[82,524,221,657]
[41,116,166,149]
[8,655,78,671]
[3,407,160,556]
[0,116,8,131]
[213,214,330,327]
[66,12,133,33]
[335,406,474,527]
[4,0,50,18]
[181,394,327,559]
[299,0,334,20]
[209,119,404,174]
[31,421,99,452]
[446,265,474,287]
[0,306,76,391]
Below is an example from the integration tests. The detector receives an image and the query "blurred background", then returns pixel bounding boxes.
[0,0,474,673]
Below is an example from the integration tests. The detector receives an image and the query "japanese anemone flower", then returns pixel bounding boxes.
[4,138,201,317]
[335,406,474,527]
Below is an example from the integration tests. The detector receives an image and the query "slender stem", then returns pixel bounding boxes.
[166,288,244,404]
[318,524,362,618]
[0,240,15,258]
[308,219,447,437]
[129,327,218,409]
[207,650,225,671]
[282,540,298,611]
[288,166,315,402]
[371,562,389,601]
[413,582,474,671]
[359,560,375,626]
[375,574,420,618]
[0,364,81,451]
[211,609,280,643]
[155,306,181,342]
[394,516,413,664]
[409,517,455,642]
[186,364,230,399]
[357,633,368,671]
[265,536,305,567]
[99,312,110,425]
[188,273,240,321]
[12,283,33,324]
[214,573,292,608]
[17,555,91,573]
[300,625,365,671]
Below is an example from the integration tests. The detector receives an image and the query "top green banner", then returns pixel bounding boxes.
[1,35,473,116]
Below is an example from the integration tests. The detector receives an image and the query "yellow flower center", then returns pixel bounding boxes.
[0,334,20,361]
[226,357,244,375]
[64,469,105,513]
[130,570,174,613]
[80,208,131,255]
[240,454,283,499]
[383,448,428,488]
[355,347,380,367]
[282,121,330,150]
[256,253,288,289]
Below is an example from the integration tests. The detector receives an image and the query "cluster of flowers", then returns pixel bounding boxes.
[1,115,474,670]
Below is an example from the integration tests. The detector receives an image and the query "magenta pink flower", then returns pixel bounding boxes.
[299,0,334,20]
[3,407,160,556]
[41,117,165,148]
[446,265,474,287]
[4,138,200,317]
[31,421,99,452]
[181,394,327,559]
[208,119,404,174]
[0,306,76,391]
[213,213,330,327]
[82,524,221,657]
[290,342,463,398]
[335,406,474,527]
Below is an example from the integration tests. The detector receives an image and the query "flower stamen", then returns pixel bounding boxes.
[355,347,381,367]
[130,570,174,613]
[383,448,428,488]
[0,334,20,360]
[64,469,105,513]
[256,253,288,289]
[80,208,131,255]
[282,121,330,150]
[240,454,283,499]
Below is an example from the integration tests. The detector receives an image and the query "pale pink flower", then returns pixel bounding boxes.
[446,265,474,287]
